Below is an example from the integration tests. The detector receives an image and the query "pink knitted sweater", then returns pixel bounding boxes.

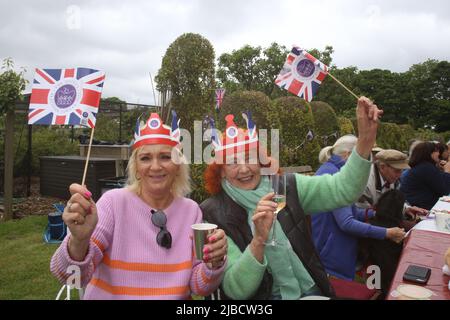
[50,188,225,299]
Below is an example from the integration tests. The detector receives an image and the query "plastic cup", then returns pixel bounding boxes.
[435,211,450,232]
[191,223,217,260]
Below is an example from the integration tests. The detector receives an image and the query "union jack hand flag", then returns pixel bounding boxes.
[28,67,105,128]
[171,110,181,141]
[275,46,328,102]
[215,88,226,111]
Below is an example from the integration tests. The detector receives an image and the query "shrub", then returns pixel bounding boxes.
[376,122,406,151]
[189,163,208,204]
[219,90,272,130]
[271,96,321,169]
[337,116,355,136]
[310,101,340,148]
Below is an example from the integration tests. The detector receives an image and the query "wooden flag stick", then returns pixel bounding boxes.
[327,72,360,100]
[81,126,96,187]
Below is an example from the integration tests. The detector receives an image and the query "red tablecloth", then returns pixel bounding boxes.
[387,229,450,300]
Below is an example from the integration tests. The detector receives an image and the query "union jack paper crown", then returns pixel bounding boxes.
[210,111,258,159]
[133,111,181,149]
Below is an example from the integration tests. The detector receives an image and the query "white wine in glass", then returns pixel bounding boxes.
[265,174,287,246]
[273,194,286,214]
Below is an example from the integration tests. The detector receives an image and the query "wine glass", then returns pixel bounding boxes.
[265,174,286,246]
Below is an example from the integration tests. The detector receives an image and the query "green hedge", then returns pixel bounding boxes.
[376,122,446,153]
[337,116,355,136]
[0,116,78,177]
[310,101,340,148]
[189,163,208,204]
[219,90,272,130]
[271,96,321,169]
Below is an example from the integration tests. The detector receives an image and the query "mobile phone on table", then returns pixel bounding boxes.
[403,264,431,284]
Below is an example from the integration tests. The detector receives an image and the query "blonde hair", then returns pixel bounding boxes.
[126,146,191,198]
[318,134,358,163]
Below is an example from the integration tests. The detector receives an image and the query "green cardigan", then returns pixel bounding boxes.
[222,150,372,299]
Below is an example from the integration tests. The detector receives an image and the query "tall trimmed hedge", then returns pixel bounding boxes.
[310,101,340,148]
[189,163,208,204]
[219,90,272,130]
[271,97,321,169]
[376,122,408,151]
[337,116,355,136]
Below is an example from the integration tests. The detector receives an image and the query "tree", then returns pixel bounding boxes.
[357,69,414,124]
[217,43,334,99]
[310,101,340,147]
[0,58,27,221]
[217,45,263,92]
[0,58,27,115]
[427,61,450,132]
[156,33,216,134]
[217,43,289,99]
[406,59,439,129]
[337,116,355,136]
[219,90,273,131]
[307,45,334,67]
[271,97,320,168]
[315,66,360,116]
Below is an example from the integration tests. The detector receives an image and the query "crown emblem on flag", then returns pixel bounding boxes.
[210,111,259,159]
[133,111,180,149]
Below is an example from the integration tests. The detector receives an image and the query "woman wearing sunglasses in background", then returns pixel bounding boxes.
[50,112,227,299]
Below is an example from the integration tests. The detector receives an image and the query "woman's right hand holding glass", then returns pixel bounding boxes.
[251,192,277,243]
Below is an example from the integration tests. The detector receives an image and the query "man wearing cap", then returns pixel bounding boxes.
[356,149,428,219]
[371,144,383,158]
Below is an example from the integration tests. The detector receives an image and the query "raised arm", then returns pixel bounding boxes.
[297,97,382,213]
[50,184,113,288]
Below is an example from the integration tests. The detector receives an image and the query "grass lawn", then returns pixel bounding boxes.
[0,215,75,300]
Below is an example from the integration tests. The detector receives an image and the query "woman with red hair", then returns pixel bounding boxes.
[200,97,383,300]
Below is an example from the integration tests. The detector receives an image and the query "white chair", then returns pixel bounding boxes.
[55,285,85,300]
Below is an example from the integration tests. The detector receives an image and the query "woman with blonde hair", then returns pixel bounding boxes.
[50,112,227,299]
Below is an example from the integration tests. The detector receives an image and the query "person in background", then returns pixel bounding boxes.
[436,142,449,171]
[400,141,450,210]
[50,112,227,299]
[400,139,423,185]
[356,149,428,223]
[363,188,406,297]
[312,135,405,281]
[371,144,383,159]
[201,97,383,300]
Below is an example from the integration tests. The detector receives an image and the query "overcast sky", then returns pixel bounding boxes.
[1,0,449,105]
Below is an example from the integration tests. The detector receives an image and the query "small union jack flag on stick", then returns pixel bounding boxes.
[28,67,106,185]
[28,67,105,128]
[275,46,328,102]
[276,46,359,101]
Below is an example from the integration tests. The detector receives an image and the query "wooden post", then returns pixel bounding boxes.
[26,124,32,197]
[3,109,15,221]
